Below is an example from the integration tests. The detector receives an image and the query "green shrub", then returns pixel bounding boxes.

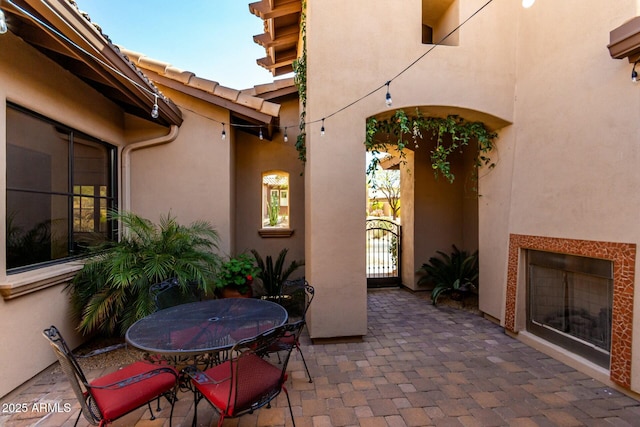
[251,248,304,297]
[417,245,478,305]
[67,211,221,336]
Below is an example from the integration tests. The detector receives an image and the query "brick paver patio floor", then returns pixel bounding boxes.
[2,288,640,426]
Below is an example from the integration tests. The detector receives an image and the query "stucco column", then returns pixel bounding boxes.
[304,117,368,339]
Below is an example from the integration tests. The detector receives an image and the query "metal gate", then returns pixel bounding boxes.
[366,219,401,287]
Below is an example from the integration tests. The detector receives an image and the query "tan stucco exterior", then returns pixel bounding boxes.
[0,31,128,396]
[5,0,640,399]
[301,0,640,394]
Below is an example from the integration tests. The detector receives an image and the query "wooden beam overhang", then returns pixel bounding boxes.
[2,0,182,127]
[249,0,301,77]
[608,16,640,63]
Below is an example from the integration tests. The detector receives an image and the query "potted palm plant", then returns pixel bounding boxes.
[214,254,260,298]
[67,210,221,336]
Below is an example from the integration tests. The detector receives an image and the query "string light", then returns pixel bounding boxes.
[0,9,8,34]
[0,0,497,141]
[150,94,159,119]
[385,81,392,107]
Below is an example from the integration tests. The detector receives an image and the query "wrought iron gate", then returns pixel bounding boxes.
[366,219,401,287]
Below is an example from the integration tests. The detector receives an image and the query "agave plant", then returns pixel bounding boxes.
[67,211,221,336]
[251,248,304,297]
[417,245,479,305]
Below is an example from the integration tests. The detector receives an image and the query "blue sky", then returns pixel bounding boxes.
[78,0,277,89]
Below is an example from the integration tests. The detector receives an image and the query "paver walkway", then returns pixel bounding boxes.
[2,288,640,426]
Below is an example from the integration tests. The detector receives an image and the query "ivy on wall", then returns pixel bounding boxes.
[365,109,497,185]
[292,0,307,165]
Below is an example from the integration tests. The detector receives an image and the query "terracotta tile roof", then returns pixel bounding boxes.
[120,48,282,120]
[2,0,183,125]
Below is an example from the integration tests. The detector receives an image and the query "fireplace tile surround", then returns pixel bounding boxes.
[505,234,636,388]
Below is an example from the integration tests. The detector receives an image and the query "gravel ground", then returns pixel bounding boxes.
[51,336,147,373]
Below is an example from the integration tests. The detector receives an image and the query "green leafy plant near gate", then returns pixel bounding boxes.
[417,245,479,305]
[67,211,221,336]
[365,109,497,186]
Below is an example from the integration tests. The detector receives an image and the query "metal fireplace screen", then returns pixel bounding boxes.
[527,250,613,368]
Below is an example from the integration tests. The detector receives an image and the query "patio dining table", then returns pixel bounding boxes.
[125,297,288,367]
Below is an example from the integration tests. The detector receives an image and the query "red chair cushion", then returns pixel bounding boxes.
[193,354,282,415]
[89,361,177,421]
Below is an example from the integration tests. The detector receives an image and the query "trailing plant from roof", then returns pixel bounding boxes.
[365,109,497,186]
[292,0,307,167]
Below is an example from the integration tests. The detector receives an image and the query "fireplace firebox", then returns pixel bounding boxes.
[527,250,613,368]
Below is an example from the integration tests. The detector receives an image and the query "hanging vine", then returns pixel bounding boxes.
[292,0,307,165]
[365,109,497,185]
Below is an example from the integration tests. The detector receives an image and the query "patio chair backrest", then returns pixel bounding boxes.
[150,277,202,311]
[279,278,314,322]
[42,326,102,425]
[189,320,302,425]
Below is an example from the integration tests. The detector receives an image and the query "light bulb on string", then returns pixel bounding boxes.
[221,123,226,140]
[283,127,288,143]
[259,127,264,140]
[0,9,8,34]
[320,119,325,136]
[385,81,393,107]
[150,94,159,119]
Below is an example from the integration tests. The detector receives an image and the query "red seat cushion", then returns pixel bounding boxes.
[193,354,282,415]
[89,361,177,421]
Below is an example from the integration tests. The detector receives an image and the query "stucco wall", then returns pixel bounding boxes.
[305,0,516,338]
[234,97,305,278]
[507,0,640,392]
[0,33,129,398]
[128,87,234,256]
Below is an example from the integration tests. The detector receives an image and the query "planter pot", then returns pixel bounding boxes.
[219,283,253,299]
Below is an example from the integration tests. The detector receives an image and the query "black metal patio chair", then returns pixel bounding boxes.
[277,278,315,382]
[150,277,202,311]
[185,321,300,427]
[42,325,178,427]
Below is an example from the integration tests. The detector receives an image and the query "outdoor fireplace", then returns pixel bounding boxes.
[505,234,636,388]
[527,250,612,368]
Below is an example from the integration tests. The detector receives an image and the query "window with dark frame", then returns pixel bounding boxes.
[6,104,117,271]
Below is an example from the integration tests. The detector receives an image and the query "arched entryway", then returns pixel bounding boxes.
[365,106,508,290]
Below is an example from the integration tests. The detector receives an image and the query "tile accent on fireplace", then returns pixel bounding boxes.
[505,234,636,388]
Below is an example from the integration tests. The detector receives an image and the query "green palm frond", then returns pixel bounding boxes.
[67,210,221,336]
